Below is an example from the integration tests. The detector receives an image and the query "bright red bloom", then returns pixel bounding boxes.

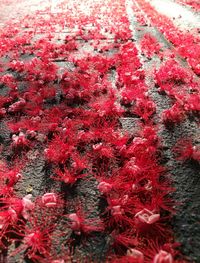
[173,139,200,162]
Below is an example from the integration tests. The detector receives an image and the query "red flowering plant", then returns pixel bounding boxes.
[104,194,136,229]
[137,238,181,263]
[44,134,76,165]
[6,116,45,149]
[120,79,147,105]
[154,59,192,96]
[175,0,200,11]
[23,57,58,83]
[0,0,189,261]
[154,58,200,125]
[133,97,156,122]
[0,74,17,90]
[0,189,34,250]
[112,248,144,263]
[0,161,22,197]
[8,192,64,262]
[183,93,200,113]
[66,203,104,236]
[153,250,173,263]
[116,42,142,76]
[162,102,186,127]
[8,60,25,73]
[135,0,200,75]
[133,206,171,239]
[7,98,26,114]
[0,207,18,249]
[173,138,200,163]
[52,153,88,186]
[0,194,34,221]
[131,1,149,26]
[140,33,162,59]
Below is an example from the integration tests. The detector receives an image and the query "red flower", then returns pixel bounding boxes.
[127,248,144,263]
[153,250,173,263]
[11,131,30,149]
[67,208,104,235]
[44,135,75,164]
[41,193,59,208]
[135,208,160,225]
[173,139,200,162]
[162,103,185,126]
[140,33,161,58]
[133,98,156,121]
[98,181,113,194]
[52,168,78,185]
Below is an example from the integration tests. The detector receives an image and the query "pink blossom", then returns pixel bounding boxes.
[153,250,173,263]
[127,248,144,263]
[135,208,160,224]
[41,193,58,208]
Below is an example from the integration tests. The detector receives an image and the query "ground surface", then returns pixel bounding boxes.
[0,0,199,262]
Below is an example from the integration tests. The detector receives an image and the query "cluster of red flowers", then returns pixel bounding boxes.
[175,0,200,11]
[140,33,162,59]
[135,0,200,75]
[0,0,199,262]
[130,1,149,26]
[154,59,200,127]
